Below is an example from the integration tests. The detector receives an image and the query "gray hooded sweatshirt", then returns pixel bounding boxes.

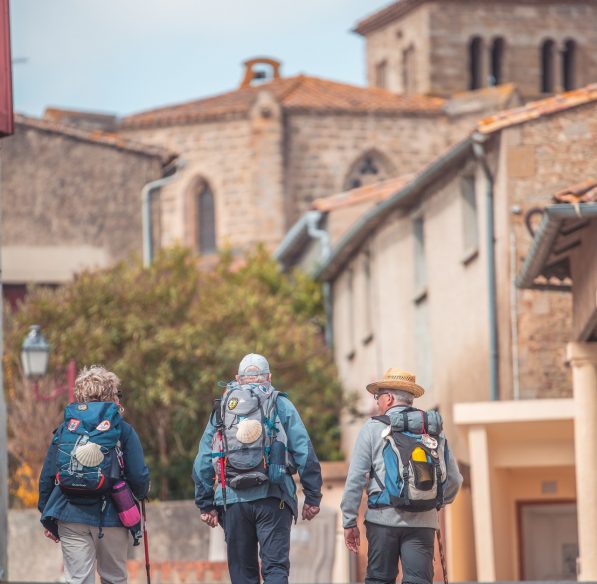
[341,405,463,529]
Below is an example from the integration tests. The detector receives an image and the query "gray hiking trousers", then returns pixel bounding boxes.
[365,521,435,584]
[58,521,129,584]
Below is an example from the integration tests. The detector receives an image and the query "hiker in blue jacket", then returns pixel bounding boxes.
[341,368,462,584]
[192,353,323,584]
[38,365,150,584]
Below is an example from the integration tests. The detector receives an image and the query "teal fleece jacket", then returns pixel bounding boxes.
[192,393,322,518]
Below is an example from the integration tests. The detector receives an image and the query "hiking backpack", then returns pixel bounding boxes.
[211,382,291,490]
[54,402,123,498]
[369,407,448,512]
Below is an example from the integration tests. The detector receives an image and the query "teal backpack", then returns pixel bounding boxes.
[54,402,122,498]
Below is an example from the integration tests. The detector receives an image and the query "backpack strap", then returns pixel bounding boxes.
[370,466,385,491]
[371,415,390,425]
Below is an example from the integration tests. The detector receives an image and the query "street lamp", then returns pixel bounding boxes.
[20,324,49,378]
[21,325,75,403]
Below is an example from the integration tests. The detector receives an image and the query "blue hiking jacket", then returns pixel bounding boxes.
[38,415,150,528]
[192,394,322,518]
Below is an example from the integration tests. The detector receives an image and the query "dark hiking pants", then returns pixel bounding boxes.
[221,497,293,584]
[365,521,435,584]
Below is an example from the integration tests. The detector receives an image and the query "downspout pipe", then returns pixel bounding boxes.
[472,132,499,401]
[305,211,334,347]
[142,158,187,267]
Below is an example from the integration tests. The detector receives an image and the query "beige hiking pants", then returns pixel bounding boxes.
[58,521,129,584]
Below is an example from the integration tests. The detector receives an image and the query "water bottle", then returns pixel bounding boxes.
[268,440,287,485]
[111,481,141,527]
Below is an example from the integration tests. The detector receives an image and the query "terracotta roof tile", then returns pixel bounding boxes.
[15,113,177,164]
[121,75,445,129]
[478,83,597,134]
[312,174,414,212]
[553,179,597,204]
[444,83,522,116]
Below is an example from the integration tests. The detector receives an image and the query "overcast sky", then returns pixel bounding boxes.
[10,0,390,118]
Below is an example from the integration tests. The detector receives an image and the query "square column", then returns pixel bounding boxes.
[567,342,597,581]
[468,425,496,581]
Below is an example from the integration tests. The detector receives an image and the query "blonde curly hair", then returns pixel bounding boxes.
[74,365,120,403]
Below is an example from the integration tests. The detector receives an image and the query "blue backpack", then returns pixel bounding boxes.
[54,402,123,498]
[368,408,449,512]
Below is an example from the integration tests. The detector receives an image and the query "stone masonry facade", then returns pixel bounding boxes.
[500,102,597,398]
[361,0,597,99]
[2,121,166,263]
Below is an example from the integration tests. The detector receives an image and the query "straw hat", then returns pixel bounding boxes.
[366,368,425,398]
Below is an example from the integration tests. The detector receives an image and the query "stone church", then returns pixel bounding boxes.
[116,0,597,259]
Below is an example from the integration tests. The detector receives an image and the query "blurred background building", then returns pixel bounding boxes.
[3,0,597,581]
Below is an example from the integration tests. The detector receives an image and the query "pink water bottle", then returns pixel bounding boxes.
[111,481,141,527]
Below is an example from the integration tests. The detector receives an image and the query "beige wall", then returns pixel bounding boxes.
[1,124,165,274]
[362,1,597,98]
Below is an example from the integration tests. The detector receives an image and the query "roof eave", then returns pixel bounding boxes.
[516,203,597,289]
[15,114,177,165]
[315,136,473,282]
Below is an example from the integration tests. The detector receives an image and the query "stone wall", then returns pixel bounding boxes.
[497,102,597,399]
[364,4,433,94]
[0,123,165,281]
[122,92,287,256]
[362,0,597,98]
[9,500,338,583]
[284,111,469,226]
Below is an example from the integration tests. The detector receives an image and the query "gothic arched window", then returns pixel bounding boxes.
[469,36,484,90]
[490,37,505,86]
[343,150,396,191]
[562,39,576,91]
[195,180,216,254]
[541,39,556,93]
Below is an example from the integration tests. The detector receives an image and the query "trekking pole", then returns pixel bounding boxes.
[437,528,449,584]
[141,499,151,584]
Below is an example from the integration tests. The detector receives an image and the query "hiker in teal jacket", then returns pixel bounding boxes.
[192,353,323,584]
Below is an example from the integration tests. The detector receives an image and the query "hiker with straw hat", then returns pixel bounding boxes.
[341,368,462,584]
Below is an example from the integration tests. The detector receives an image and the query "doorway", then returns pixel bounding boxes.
[519,502,578,580]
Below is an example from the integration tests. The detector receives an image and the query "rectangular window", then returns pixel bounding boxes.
[461,174,479,256]
[402,45,416,94]
[415,299,433,392]
[375,60,387,89]
[413,216,427,293]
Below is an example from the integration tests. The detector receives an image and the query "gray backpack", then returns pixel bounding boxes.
[212,382,289,490]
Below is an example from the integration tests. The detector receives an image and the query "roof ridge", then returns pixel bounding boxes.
[15,113,177,163]
[478,83,597,135]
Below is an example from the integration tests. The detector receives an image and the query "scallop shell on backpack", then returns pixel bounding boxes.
[236,419,263,444]
[74,442,105,467]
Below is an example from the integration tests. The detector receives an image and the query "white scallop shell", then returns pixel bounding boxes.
[74,442,105,467]
[236,419,263,444]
